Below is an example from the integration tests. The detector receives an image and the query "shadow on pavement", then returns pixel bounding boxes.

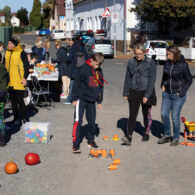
[4,105,39,145]
[117,118,164,138]
[74,124,100,144]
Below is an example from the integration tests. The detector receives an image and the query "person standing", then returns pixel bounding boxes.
[158,45,192,146]
[5,36,29,125]
[52,39,70,99]
[71,53,106,153]
[0,41,9,146]
[122,43,157,145]
[63,36,89,104]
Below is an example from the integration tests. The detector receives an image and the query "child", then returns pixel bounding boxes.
[71,52,107,153]
[0,62,9,146]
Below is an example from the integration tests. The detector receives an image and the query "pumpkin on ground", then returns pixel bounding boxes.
[25,153,40,165]
[4,161,18,174]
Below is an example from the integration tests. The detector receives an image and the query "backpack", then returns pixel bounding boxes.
[76,51,85,68]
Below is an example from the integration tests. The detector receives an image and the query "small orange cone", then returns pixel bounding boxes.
[113,134,119,141]
[113,159,121,165]
[103,136,109,140]
[108,164,118,170]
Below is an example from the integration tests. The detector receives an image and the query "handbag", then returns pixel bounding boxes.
[24,87,32,106]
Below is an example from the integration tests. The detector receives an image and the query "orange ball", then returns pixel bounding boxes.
[4,162,18,174]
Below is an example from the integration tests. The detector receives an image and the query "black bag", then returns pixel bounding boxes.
[76,51,85,68]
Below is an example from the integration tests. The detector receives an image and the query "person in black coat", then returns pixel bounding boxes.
[52,39,69,99]
[158,45,192,146]
[64,37,89,104]
[122,43,157,145]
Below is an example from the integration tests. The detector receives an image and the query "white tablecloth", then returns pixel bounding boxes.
[27,71,59,81]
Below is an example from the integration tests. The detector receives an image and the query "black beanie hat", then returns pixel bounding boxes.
[9,36,18,46]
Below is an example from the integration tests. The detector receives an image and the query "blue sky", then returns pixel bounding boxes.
[0,0,45,13]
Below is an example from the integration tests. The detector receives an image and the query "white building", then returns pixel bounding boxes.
[11,16,20,27]
[65,0,144,52]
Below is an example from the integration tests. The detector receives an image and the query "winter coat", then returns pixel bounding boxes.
[123,56,156,99]
[5,44,29,90]
[52,46,68,77]
[72,61,104,104]
[0,63,9,102]
[32,46,44,63]
[68,41,89,79]
[161,56,192,97]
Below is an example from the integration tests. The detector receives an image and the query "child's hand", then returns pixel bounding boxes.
[123,96,128,101]
[97,104,102,110]
[72,101,78,107]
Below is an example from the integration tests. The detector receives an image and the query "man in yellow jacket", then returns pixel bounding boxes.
[5,36,29,125]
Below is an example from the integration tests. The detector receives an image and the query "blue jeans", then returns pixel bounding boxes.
[161,91,186,140]
[67,79,74,102]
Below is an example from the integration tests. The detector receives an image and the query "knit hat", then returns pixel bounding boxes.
[9,36,19,46]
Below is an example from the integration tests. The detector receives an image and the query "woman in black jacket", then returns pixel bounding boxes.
[158,45,192,146]
[122,43,157,145]
[52,39,69,99]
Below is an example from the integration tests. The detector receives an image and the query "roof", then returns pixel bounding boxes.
[73,0,86,5]
[55,0,65,16]
[0,12,5,17]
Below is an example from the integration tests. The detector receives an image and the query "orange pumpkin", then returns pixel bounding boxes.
[4,161,18,174]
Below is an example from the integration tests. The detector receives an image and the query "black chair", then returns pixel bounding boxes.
[31,76,54,109]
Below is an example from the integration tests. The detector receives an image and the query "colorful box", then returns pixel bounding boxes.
[23,122,50,143]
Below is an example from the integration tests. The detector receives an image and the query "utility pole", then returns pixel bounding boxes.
[114,0,116,57]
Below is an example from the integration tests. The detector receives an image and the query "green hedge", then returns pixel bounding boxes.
[13,26,25,34]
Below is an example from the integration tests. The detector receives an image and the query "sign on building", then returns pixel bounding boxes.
[102,8,111,17]
[111,12,119,24]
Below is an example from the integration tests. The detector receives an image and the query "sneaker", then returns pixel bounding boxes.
[121,135,132,146]
[60,94,68,99]
[170,139,179,146]
[87,141,99,149]
[157,136,171,144]
[72,146,81,153]
[142,133,149,142]
[63,100,71,105]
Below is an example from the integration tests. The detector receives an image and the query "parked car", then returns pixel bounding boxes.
[73,30,94,44]
[50,30,66,41]
[144,40,169,62]
[85,37,114,58]
[39,29,50,37]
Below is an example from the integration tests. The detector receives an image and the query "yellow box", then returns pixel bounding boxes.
[184,121,195,132]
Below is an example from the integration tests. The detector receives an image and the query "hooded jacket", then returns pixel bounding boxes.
[123,56,156,98]
[5,44,29,90]
[161,56,192,97]
[71,60,106,103]
[68,40,89,79]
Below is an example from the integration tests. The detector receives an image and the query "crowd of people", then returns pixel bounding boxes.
[0,35,193,151]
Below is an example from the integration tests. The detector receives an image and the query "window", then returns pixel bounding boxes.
[95,39,111,44]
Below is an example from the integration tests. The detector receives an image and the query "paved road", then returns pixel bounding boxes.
[0,34,195,195]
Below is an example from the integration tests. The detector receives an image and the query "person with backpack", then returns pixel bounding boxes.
[52,39,69,99]
[63,36,89,105]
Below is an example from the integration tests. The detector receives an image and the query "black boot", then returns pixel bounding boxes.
[142,133,149,141]
[121,135,132,146]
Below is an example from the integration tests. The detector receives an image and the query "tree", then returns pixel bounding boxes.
[29,0,42,29]
[131,0,195,31]
[16,7,29,26]
[3,6,11,25]
[42,1,53,28]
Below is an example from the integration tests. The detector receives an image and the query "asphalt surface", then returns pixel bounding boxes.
[0,34,194,195]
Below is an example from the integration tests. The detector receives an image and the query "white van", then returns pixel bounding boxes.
[144,40,169,62]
